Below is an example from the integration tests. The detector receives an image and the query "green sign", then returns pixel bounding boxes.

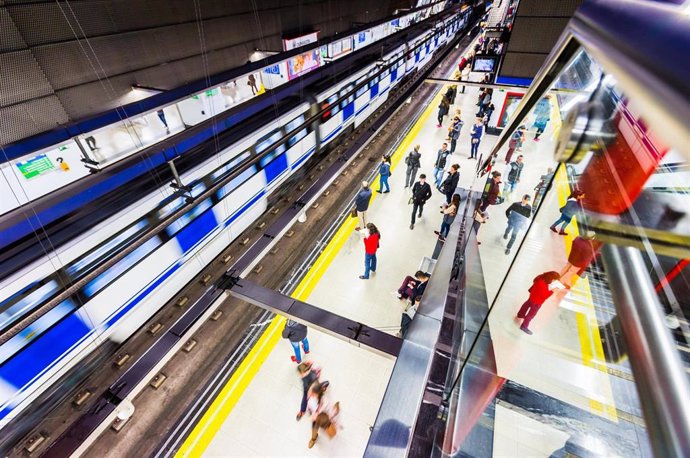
[16,154,55,179]
[205,89,218,97]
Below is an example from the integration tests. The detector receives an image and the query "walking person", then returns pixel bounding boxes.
[433,143,450,189]
[448,116,464,154]
[354,181,372,230]
[359,223,381,279]
[469,117,484,159]
[440,164,460,204]
[282,320,310,363]
[435,193,460,241]
[377,155,391,194]
[410,174,432,229]
[505,125,526,164]
[296,361,321,421]
[504,194,532,254]
[559,231,601,287]
[437,96,450,127]
[307,381,340,448]
[503,155,525,200]
[404,145,422,188]
[549,190,585,235]
[480,171,502,211]
[516,271,564,335]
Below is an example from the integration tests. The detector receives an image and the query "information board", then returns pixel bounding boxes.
[16,154,55,179]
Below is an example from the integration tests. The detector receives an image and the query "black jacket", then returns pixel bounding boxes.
[282,320,308,342]
[442,171,459,194]
[507,161,524,183]
[406,150,421,169]
[434,149,449,169]
[412,182,432,204]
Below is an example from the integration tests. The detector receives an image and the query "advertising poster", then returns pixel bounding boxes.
[287,49,321,80]
[498,93,524,128]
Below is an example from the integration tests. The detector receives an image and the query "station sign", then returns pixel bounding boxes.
[283,31,319,51]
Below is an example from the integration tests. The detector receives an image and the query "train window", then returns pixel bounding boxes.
[320,94,341,122]
[355,76,368,97]
[217,165,258,200]
[369,75,380,88]
[67,221,148,279]
[0,299,77,365]
[340,85,355,107]
[381,68,390,79]
[286,115,307,147]
[83,237,162,298]
[0,280,58,331]
[256,130,283,155]
[211,151,251,182]
[260,143,287,168]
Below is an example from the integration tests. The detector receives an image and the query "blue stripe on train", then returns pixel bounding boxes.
[176,209,218,254]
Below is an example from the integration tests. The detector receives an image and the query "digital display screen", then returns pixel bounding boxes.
[472,55,498,73]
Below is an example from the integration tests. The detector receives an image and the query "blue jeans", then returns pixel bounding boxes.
[504,222,521,249]
[504,180,517,195]
[470,140,480,158]
[434,167,444,188]
[440,221,451,237]
[363,253,377,278]
[379,175,390,192]
[551,214,573,232]
[290,338,310,362]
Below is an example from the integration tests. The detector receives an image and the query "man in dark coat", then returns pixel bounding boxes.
[354,180,372,230]
[410,174,432,229]
[441,164,460,204]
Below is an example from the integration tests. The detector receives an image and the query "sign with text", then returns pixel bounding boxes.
[16,154,55,180]
[283,31,319,51]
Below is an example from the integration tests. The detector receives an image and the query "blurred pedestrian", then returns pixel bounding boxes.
[307,381,340,448]
[480,171,502,211]
[359,223,381,279]
[282,320,310,363]
[504,194,532,255]
[377,155,391,194]
[296,361,321,421]
[549,190,585,235]
[469,117,484,159]
[404,145,422,188]
[559,231,601,287]
[437,96,450,127]
[410,174,432,229]
[516,271,564,334]
[503,155,525,200]
[505,125,526,164]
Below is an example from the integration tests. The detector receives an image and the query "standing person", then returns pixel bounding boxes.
[354,181,373,230]
[448,116,464,154]
[404,145,422,188]
[444,85,456,105]
[441,164,460,204]
[549,190,585,235]
[484,103,495,126]
[532,97,551,141]
[504,125,526,164]
[477,89,492,117]
[516,271,563,334]
[480,171,502,211]
[377,155,391,194]
[433,143,450,189]
[410,174,432,229]
[559,231,601,287]
[469,117,484,159]
[435,193,460,241]
[247,74,258,95]
[359,223,380,279]
[296,361,321,421]
[503,155,525,200]
[157,109,170,134]
[472,205,489,244]
[282,320,310,363]
[437,97,450,127]
[504,194,532,254]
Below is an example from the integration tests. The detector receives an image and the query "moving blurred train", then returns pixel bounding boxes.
[0,8,472,428]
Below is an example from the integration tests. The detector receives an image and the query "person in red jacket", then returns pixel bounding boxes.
[559,231,602,288]
[516,271,563,334]
[359,223,381,279]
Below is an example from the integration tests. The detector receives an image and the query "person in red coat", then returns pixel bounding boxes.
[359,223,381,279]
[559,231,602,287]
[516,271,562,334]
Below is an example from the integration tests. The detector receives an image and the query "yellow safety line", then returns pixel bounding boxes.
[554,165,617,421]
[176,86,446,457]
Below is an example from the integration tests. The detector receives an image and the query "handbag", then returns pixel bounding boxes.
[350,206,358,218]
[325,422,337,438]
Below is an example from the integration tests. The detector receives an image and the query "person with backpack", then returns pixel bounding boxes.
[434,193,460,241]
[504,194,532,254]
[448,116,463,154]
[516,271,564,334]
[404,145,422,188]
[433,143,450,189]
[282,320,310,363]
[359,223,381,279]
[441,164,460,204]
[504,155,525,200]
[377,155,391,194]
[410,174,432,229]
[549,190,585,235]
[354,181,373,230]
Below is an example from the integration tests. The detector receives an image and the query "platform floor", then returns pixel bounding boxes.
[173,62,637,458]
